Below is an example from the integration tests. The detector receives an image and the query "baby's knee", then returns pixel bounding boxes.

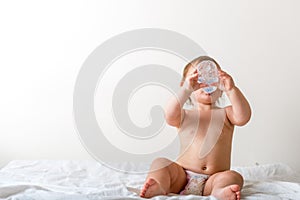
[150,157,173,169]
[223,170,244,185]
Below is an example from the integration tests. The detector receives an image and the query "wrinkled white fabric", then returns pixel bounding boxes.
[0,161,299,200]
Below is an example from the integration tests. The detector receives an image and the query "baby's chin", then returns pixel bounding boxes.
[195,98,215,105]
[194,94,219,104]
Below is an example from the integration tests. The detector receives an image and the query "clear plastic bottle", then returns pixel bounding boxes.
[197,60,219,93]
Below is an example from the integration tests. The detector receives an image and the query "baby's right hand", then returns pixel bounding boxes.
[183,68,207,91]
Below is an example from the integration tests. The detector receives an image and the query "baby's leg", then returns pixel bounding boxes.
[140,157,187,198]
[203,170,243,200]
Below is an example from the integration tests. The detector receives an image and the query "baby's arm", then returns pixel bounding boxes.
[165,68,206,128]
[164,87,191,128]
[219,70,251,126]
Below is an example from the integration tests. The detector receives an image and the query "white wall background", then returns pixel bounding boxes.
[1,0,300,171]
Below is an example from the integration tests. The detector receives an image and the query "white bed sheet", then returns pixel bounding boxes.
[0,160,299,200]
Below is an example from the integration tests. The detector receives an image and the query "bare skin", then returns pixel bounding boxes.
[140,62,251,200]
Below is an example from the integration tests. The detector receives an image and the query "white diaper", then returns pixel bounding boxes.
[180,170,209,195]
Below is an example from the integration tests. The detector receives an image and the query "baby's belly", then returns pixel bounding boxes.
[176,145,231,175]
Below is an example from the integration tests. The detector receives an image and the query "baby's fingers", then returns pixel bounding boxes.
[187,72,198,81]
[218,71,232,80]
[218,70,235,91]
[192,67,198,74]
[218,70,228,77]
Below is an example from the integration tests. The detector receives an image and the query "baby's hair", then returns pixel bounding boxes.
[181,55,221,108]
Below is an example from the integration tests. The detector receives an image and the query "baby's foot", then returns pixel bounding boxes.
[212,184,241,200]
[139,178,166,198]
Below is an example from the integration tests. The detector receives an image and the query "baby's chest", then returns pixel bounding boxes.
[180,109,229,137]
[190,109,225,126]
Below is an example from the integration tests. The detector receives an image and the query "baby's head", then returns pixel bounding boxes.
[181,56,222,106]
[181,55,221,86]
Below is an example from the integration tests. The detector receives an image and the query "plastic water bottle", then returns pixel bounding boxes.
[197,60,219,93]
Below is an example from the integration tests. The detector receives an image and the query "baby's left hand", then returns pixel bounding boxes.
[218,70,235,92]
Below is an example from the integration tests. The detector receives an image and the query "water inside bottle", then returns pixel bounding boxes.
[197,60,219,94]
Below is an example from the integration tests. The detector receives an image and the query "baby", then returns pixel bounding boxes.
[140,56,251,200]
